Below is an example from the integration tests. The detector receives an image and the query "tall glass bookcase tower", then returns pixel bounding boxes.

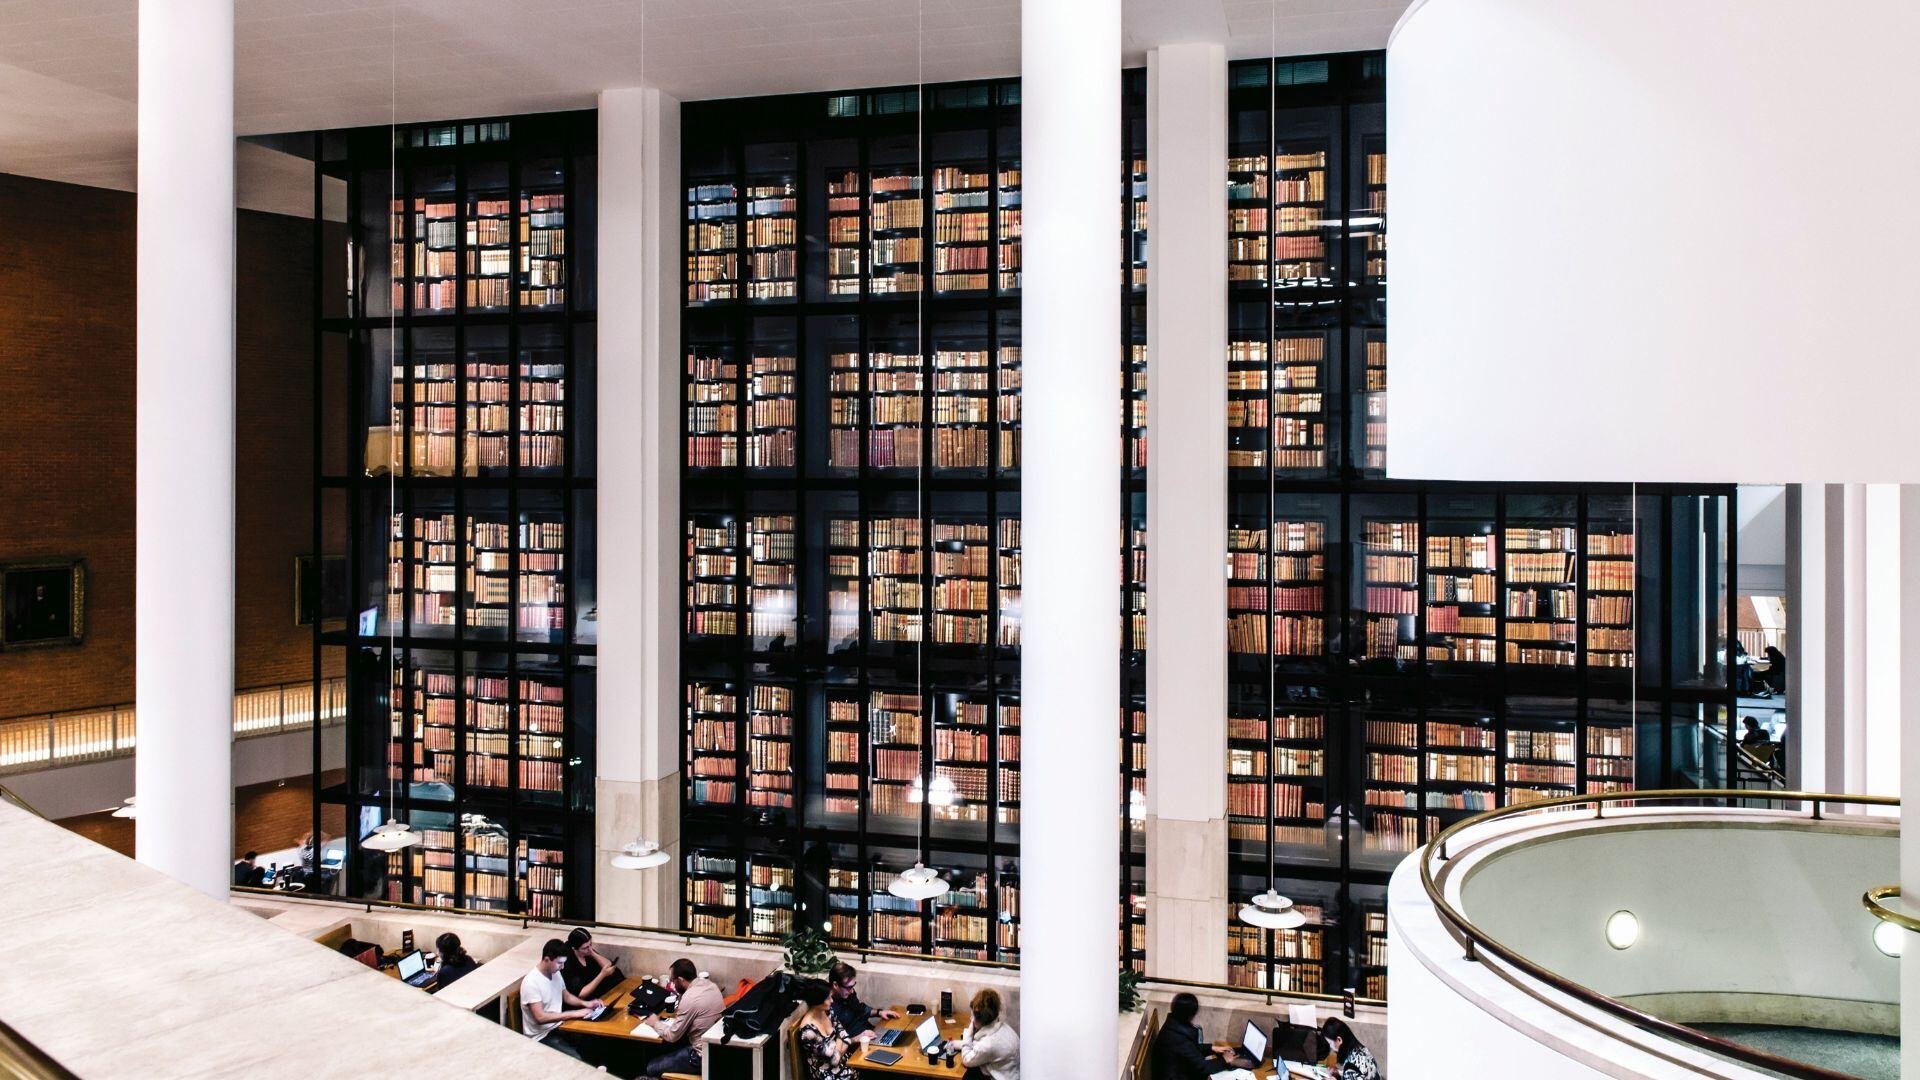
[311,112,599,919]
[1214,54,1737,999]
[680,82,1024,960]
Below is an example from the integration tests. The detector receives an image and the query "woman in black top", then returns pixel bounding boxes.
[1319,1019,1379,1080]
[562,927,622,998]
[431,933,477,992]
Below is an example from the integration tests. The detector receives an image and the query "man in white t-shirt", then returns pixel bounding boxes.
[521,938,604,1061]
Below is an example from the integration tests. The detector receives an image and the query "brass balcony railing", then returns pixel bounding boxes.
[0,677,346,777]
[1422,788,1895,1080]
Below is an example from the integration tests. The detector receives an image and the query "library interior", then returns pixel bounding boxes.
[0,1,1912,1078]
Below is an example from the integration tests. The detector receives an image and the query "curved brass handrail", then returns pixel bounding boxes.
[1862,884,1920,933]
[1420,788,1895,1080]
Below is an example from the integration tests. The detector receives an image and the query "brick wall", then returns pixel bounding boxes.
[0,172,319,717]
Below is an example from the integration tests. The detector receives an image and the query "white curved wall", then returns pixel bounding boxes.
[1389,812,1895,1079]
[1461,823,1896,1009]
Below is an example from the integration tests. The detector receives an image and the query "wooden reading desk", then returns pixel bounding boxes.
[558,975,677,1044]
[847,1005,971,1077]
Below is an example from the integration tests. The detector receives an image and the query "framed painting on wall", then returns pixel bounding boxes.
[0,559,86,649]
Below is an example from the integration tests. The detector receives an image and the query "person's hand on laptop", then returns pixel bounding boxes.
[878,1008,901,1020]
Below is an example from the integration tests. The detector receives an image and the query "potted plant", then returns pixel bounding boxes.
[1118,967,1144,1013]
[782,922,838,977]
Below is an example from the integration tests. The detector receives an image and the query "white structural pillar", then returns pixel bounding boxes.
[1824,485,1853,792]
[1143,42,1229,983]
[1899,485,1920,1073]
[135,0,235,899]
[1843,484,1870,793]
[1783,485,1827,792]
[1020,0,1120,1075]
[1864,485,1903,799]
[595,86,682,925]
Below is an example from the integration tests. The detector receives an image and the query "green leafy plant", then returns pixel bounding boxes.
[782,923,839,976]
[1118,966,1144,1013]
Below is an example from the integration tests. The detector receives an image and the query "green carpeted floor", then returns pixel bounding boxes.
[1695,1023,1898,1080]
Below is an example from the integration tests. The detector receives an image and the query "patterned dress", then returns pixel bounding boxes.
[798,1018,857,1080]
[1336,1045,1381,1080]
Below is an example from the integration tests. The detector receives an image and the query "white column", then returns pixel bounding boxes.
[1143,42,1229,983]
[1824,485,1852,792]
[595,86,682,926]
[1844,484,1870,793]
[1020,0,1120,1075]
[1866,485,1904,799]
[135,0,234,900]
[1783,484,1825,791]
[1897,485,1920,1071]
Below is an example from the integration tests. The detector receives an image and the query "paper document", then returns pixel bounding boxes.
[631,1021,663,1039]
[1208,1070,1256,1080]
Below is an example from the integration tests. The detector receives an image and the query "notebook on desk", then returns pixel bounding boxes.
[864,1049,903,1067]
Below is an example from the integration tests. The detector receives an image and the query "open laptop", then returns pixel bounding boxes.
[394,949,435,988]
[1231,1020,1269,1067]
[914,1016,947,1057]
[872,1026,908,1048]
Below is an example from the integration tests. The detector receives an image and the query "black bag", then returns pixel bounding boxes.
[720,972,799,1042]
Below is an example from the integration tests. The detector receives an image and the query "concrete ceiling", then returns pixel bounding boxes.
[0,0,1411,193]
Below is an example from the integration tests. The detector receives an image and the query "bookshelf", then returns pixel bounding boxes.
[1359,518,1419,662]
[686,849,742,936]
[745,148,799,301]
[318,112,595,920]
[680,83,1024,962]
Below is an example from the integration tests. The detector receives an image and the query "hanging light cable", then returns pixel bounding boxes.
[366,0,419,857]
[1240,0,1301,933]
[888,0,946,905]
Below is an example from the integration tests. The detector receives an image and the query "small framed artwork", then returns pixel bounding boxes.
[0,559,86,649]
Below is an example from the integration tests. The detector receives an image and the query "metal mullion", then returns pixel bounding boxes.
[309,131,328,891]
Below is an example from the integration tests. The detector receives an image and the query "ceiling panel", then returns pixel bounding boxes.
[0,0,1410,191]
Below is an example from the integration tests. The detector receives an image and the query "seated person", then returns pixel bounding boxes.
[957,987,1019,1080]
[795,978,857,1080]
[1318,1018,1379,1080]
[431,932,478,992]
[562,926,622,1000]
[1150,993,1245,1080]
[335,937,379,970]
[520,938,604,1061]
[827,960,899,1036]
[644,958,726,1077]
[231,851,266,887]
[1740,716,1771,748]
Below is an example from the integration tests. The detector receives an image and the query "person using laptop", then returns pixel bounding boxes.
[561,927,623,1000]
[231,851,265,887]
[956,987,1019,1080]
[1150,992,1245,1079]
[430,932,477,993]
[795,978,858,1080]
[1317,1018,1378,1080]
[827,960,899,1036]
[520,938,604,1061]
[642,958,726,1077]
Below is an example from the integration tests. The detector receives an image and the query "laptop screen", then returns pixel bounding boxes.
[396,950,425,979]
[915,1017,942,1051]
[1243,1021,1268,1063]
